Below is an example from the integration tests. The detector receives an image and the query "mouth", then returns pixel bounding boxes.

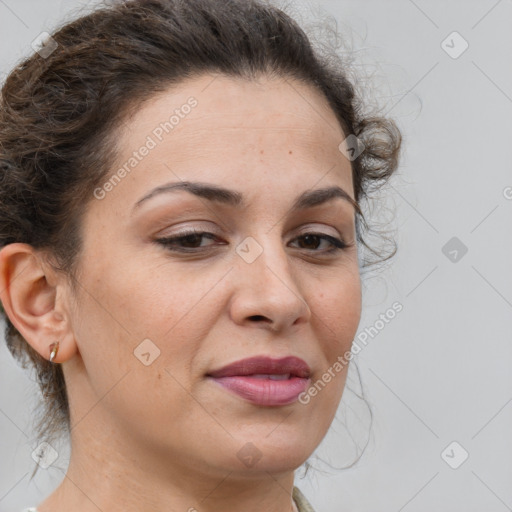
[206,356,311,406]
[207,355,311,379]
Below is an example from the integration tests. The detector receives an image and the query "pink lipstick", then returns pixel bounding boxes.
[207,356,311,406]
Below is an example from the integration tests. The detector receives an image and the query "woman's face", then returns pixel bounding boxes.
[65,73,362,479]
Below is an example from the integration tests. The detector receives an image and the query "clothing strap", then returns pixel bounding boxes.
[293,485,317,512]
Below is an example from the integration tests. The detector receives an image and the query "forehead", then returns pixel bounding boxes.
[96,73,354,215]
[118,73,346,152]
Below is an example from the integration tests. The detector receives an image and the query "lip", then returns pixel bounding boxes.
[206,356,311,406]
[207,356,311,379]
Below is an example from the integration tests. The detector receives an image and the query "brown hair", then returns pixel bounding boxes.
[0,0,401,476]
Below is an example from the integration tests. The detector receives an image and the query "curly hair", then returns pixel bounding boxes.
[0,0,401,476]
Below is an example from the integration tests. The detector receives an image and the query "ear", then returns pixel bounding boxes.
[0,243,78,363]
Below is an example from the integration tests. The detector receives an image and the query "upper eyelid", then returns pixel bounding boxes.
[157,218,348,234]
[144,201,354,233]
[159,226,344,239]
[157,229,347,247]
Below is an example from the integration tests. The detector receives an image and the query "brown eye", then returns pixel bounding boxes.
[155,230,350,255]
[156,230,224,252]
[290,233,347,253]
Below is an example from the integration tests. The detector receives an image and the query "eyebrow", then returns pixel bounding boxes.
[132,181,360,214]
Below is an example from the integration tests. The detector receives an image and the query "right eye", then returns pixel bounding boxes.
[155,230,225,253]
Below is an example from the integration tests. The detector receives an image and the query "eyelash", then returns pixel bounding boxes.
[155,229,351,254]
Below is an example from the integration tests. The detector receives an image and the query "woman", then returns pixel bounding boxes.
[0,0,401,510]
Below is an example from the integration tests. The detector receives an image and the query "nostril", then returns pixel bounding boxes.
[248,315,268,322]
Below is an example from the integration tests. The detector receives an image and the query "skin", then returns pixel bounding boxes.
[0,73,362,512]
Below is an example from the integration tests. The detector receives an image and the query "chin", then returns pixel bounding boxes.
[224,432,314,476]
[228,455,311,479]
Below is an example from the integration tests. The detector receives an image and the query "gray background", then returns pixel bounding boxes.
[1,1,511,511]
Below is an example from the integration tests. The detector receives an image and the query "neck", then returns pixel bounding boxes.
[37,415,299,512]
[39,466,299,512]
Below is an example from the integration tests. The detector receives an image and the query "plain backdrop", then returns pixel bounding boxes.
[1,1,511,511]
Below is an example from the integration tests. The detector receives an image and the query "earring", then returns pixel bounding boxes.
[49,341,60,363]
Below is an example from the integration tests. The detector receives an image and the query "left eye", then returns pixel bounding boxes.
[290,233,347,252]
[155,230,348,253]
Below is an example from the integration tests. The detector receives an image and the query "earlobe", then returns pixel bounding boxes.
[0,242,77,363]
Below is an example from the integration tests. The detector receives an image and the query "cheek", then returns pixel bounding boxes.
[304,271,361,413]
[67,266,212,430]
[313,271,362,349]
[73,258,222,381]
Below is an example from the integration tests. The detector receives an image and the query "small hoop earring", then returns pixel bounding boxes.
[49,341,60,363]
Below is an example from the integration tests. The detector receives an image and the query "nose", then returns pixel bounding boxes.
[228,236,311,332]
